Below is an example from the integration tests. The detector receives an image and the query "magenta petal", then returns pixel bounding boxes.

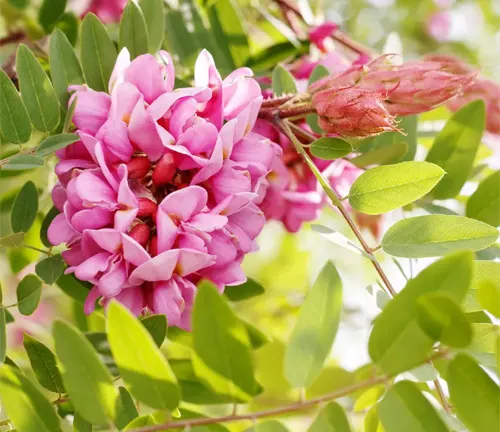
[159,186,208,221]
[155,210,179,254]
[158,51,175,92]
[110,82,141,122]
[71,88,111,135]
[202,260,246,286]
[125,54,167,104]
[228,202,265,241]
[152,280,183,327]
[176,249,215,276]
[109,48,131,92]
[188,213,228,232]
[147,88,212,121]
[210,164,251,203]
[84,286,102,315]
[117,165,138,208]
[177,121,218,155]
[51,183,67,212]
[122,234,151,267]
[96,119,134,162]
[128,97,165,161]
[75,171,116,204]
[75,252,111,281]
[190,136,224,184]
[47,213,78,246]
[86,228,122,253]
[98,258,127,296]
[109,287,144,316]
[129,249,180,284]
[206,230,238,267]
[70,208,114,232]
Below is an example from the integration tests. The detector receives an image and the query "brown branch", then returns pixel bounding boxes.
[0,31,25,47]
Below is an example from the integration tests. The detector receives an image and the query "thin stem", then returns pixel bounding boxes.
[331,31,374,58]
[128,351,447,432]
[20,243,51,255]
[278,119,396,297]
[0,146,39,168]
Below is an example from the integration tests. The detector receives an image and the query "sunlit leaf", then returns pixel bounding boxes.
[192,282,259,401]
[285,262,343,388]
[81,13,117,92]
[369,251,473,374]
[477,279,500,318]
[11,180,38,233]
[53,320,117,424]
[17,274,42,315]
[427,100,485,199]
[448,354,500,432]
[119,1,149,59]
[107,301,180,410]
[23,334,65,394]
[379,381,449,432]
[382,215,499,258]
[49,30,84,107]
[466,170,500,227]
[0,68,32,144]
[309,402,353,431]
[16,44,60,132]
[0,365,62,432]
[349,162,444,215]
[246,420,289,431]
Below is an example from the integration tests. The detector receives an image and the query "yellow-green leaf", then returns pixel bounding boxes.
[466,170,500,227]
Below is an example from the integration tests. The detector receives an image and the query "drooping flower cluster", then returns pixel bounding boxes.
[48,49,280,329]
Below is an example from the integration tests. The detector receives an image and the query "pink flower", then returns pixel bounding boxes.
[426,11,452,42]
[80,0,128,24]
[309,22,339,52]
[49,48,277,328]
[312,86,399,137]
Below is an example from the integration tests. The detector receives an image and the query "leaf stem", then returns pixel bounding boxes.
[20,243,51,255]
[0,146,40,168]
[278,119,397,297]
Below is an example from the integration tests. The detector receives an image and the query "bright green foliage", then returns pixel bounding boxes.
[416,293,473,348]
[74,413,93,431]
[192,281,259,401]
[0,68,32,144]
[427,100,485,199]
[477,279,500,317]
[16,44,60,132]
[285,262,343,388]
[351,142,409,168]
[0,365,62,432]
[53,320,117,424]
[23,334,65,394]
[0,308,6,363]
[49,30,84,107]
[81,14,118,92]
[11,180,38,233]
[272,65,297,95]
[466,170,500,227]
[382,215,499,258]
[224,278,265,301]
[309,402,353,432]
[246,420,290,431]
[310,138,352,160]
[107,301,180,410]
[349,162,444,215]
[379,381,450,432]
[37,133,79,157]
[119,1,149,59]
[35,255,65,284]
[139,0,165,53]
[369,251,473,374]
[17,274,43,315]
[38,0,66,33]
[448,354,500,432]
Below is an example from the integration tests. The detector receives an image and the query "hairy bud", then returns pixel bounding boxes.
[137,198,158,219]
[129,223,151,246]
[312,86,398,137]
[152,153,176,187]
[127,156,151,180]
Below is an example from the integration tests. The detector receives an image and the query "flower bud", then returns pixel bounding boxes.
[152,153,176,187]
[312,86,398,137]
[137,198,158,219]
[129,223,151,246]
[149,235,158,257]
[127,156,151,180]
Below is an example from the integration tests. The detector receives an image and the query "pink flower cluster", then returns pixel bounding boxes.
[48,49,280,329]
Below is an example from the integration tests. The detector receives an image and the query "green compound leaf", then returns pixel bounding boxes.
[272,65,297,95]
[285,262,343,388]
[35,255,65,285]
[16,44,60,132]
[81,13,117,92]
[17,274,43,316]
[11,180,38,233]
[139,0,165,53]
[308,402,353,432]
[382,215,499,258]
[0,68,32,144]
[36,133,79,157]
[310,137,352,160]
[349,162,444,215]
[426,100,485,199]
[466,170,500,227]
[448,354,500,432]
